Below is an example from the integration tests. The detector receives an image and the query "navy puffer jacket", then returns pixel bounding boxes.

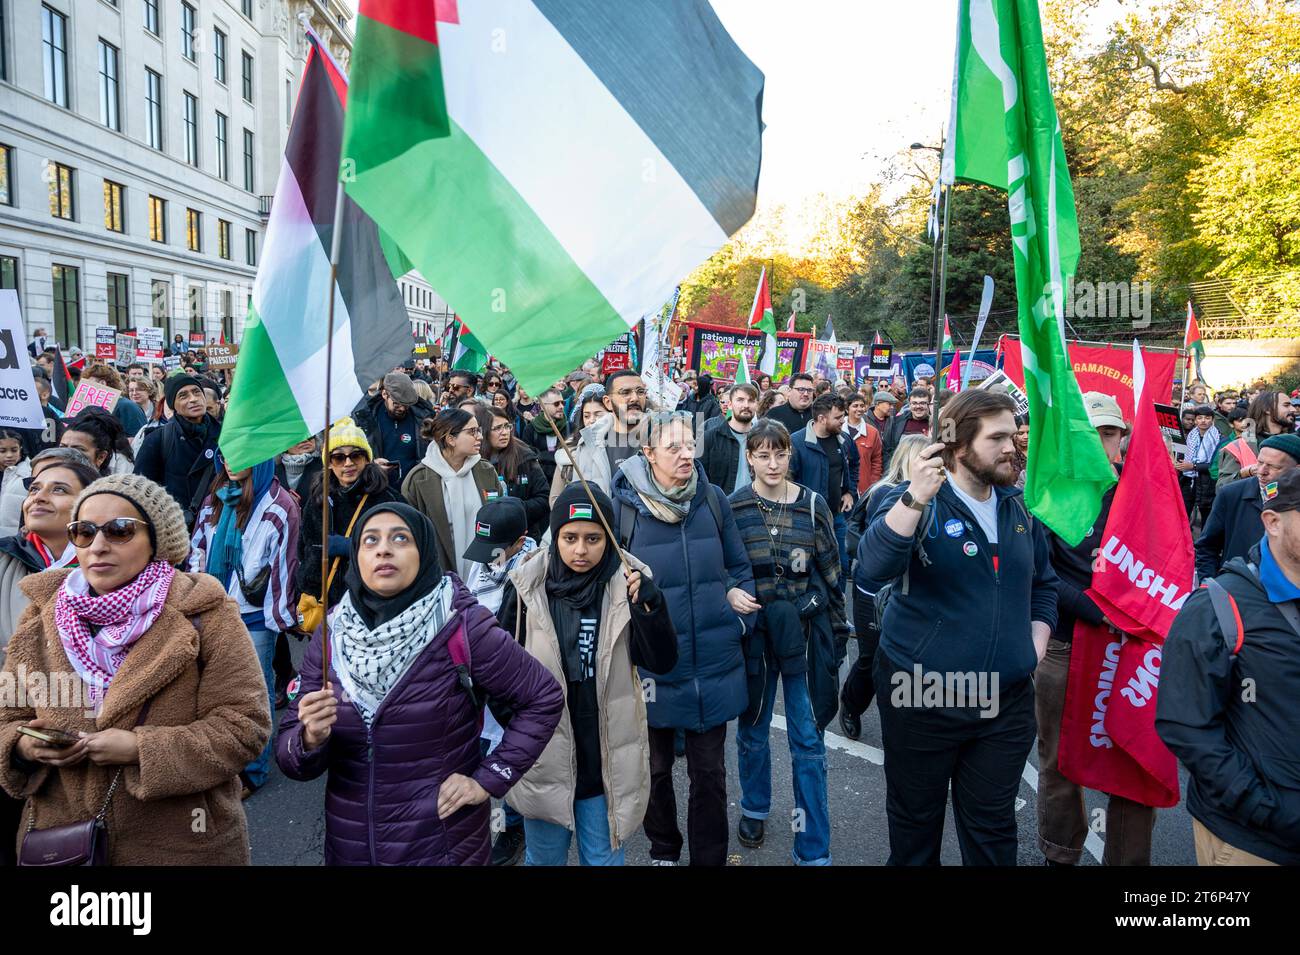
[276,575,564,865]
[610,461,756,732]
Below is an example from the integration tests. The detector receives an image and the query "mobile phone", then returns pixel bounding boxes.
[18,725,80,747]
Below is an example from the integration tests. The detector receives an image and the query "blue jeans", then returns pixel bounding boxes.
[736,668,832,865]
[833,512,849,594]
[523,795,625,866]
[243,627,277,789]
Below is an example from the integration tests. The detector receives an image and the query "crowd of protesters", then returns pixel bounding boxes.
[2,331,1299,868]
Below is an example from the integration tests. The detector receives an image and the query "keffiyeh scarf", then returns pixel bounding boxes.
[330,575,455,726]
[55,560,176,706]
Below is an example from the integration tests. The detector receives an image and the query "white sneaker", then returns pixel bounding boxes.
[649,859,677,866]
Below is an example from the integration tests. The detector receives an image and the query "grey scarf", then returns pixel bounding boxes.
[620,454,697,524]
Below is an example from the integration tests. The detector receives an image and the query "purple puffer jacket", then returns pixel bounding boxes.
[276,575,564,865]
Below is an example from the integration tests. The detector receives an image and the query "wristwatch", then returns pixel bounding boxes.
[900,489,926,512]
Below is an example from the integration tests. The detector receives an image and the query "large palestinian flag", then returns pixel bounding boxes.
[220,33,414,470]
[341,0,765,396]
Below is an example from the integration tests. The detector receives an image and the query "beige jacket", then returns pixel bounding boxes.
[507,548,650,847]
[0,570,271,865]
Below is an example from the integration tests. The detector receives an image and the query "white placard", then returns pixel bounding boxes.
[0,290,50,429]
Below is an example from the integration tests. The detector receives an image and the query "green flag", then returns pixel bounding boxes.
[943,0,1114,544]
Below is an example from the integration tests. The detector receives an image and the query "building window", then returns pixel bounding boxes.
[51,265,80,349]
[186,208,201,252]
[188,285,203,331]
[181,3,196,61]
[98,41,121,131]
[245,229,257,266]
[285,79,291,126]
[215,112,228,181]
[242,129,254,192]
[148,195,166,242]
[106,273,130,331]
[213,28,226,84]
[143,0,159,36]
[1,0,8,82]
[151,278,171,337]
[183,92,199,166]
[241,0,253,20]
[221,290,234,343]
[0,145,11,206]
[103,180,124,233]
[217,219,231,260]
[241,51,254,102]
[0,256,17,295]
[145,69,164,150]
[48,162,74,220]
[42,6,69,107]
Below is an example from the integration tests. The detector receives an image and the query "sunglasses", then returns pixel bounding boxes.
[66,518,151,547]
[329,450,368,465]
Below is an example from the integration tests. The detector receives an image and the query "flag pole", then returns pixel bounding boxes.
[319,178,344,679]
[931,178,954,441]
[546,414,632,574]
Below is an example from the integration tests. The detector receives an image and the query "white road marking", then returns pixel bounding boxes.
[770,715,1105,864]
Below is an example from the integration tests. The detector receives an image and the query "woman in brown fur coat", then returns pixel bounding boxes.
[0,474,270,865]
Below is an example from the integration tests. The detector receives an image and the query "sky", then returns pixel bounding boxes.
[710,0,958,210]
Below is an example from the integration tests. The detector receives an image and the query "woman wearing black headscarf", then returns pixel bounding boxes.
[498,484,677,865]
[276,501,564,865]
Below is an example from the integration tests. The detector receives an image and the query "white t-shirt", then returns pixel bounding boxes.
[950,482,999,544]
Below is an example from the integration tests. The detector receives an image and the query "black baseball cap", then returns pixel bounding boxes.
[1261,467,1300,514]
[462,496,528,564]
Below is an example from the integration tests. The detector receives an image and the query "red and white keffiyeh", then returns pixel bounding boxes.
[55,560,176,705]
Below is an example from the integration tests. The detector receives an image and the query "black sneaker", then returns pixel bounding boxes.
[839,703,861,741]
[491,824,525,866]
[738,816,764,848]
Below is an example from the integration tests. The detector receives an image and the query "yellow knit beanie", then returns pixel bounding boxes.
[326,417,373,460]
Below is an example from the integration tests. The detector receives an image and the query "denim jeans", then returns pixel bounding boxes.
[833,512,850,594]
[523,795,625,866]
[736,668,832,865]
[243,627,277,788]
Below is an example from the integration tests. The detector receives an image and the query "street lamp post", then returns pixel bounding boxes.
[911,137,947,352]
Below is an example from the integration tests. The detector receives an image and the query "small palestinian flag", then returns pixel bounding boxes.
[475,522,492,537]
[569,503,593,521]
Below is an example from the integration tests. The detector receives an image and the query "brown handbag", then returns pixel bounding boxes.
[17,701,152,867]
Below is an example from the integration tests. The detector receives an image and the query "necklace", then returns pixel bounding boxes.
[755,483,791,578]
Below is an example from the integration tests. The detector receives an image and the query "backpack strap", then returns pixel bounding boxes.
[702,481,724,536]
[446,621,484,730]
[1204,578,1245,655]
[1236,560,1300,640]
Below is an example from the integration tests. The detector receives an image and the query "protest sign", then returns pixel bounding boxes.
[189,331,206,347]
[115,333,137,366]
[601,333,633,374]
[836,343,858,372]
[684,322,810,384]
[979,369,1029,416]
[643,362,683,411]
[808,340,839,381]
[869,343,893,377]
[0,291,48,429]
[206,343,239,369]
[136,326,165,362]
[163,355,182,373]
[1154,403,1187,460]
[95,326,117,360]
[65,380,121,417]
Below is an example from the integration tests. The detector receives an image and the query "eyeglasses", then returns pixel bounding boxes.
[751,451,792,464]
[614,387,648,399]
[66,518,151,547]
[490,423,513,434]
[329,450,368,465]
[791,386,815,394]
[456,426,483,438]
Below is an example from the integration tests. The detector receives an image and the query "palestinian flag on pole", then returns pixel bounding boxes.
[452,318,488,373]
[50,345,73,407]
[940,314,953,355]
[747,266,778,377]
[1184,301,1204,382]
[735,350,752,386]
[220,32,415,471]
[872,331,883,346]
[340,0,765,398]
[785,311,797,333]
[942,0,1114,544]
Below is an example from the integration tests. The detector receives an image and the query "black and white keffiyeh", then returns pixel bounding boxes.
[330,575,455,725]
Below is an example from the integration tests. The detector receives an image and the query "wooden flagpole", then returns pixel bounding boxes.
[546,414,632,574]
[320,179,344,678]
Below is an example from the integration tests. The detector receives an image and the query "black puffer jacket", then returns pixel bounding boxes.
[1156,545,1300,864]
